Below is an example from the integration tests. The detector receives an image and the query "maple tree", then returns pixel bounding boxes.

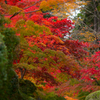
[80,51,100,83]
[1,0,100,100]
[0,0,85,86]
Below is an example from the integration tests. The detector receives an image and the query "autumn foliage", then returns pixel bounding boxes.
[0,0,100,100]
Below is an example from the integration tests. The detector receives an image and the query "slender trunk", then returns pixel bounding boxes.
[97,11,100,40]
[93,0,100,44]
[91,77,100,86]
[97,1,100,39]
[93,0,97,32]
[94,10,97,32]
[19,68,26,79]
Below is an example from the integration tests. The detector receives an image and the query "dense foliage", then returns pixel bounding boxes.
[0,0,100,100]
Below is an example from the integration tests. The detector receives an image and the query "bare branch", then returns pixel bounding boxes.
[10,0,42,19]
[25,9,40,14]
[23,0,42,10]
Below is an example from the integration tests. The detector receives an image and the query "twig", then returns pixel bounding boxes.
[10,0,42,19]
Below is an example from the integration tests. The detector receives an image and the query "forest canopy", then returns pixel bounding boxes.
[0,0,100,100]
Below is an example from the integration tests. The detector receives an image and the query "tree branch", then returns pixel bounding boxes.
[10,0,42,19]
[19,68,26,79]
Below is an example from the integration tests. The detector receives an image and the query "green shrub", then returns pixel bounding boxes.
[78,90,91,100]
[35,90,66,100]
[85,90,100,100]
[19,79,37,97]
[0,14,19,67]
